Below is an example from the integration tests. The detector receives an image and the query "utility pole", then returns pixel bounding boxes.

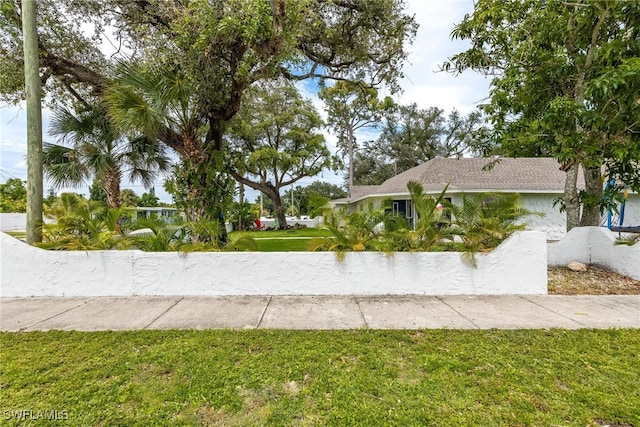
[22,0,43,244]
[347,124,354,198]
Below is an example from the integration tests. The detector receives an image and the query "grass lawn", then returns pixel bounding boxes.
[3,231,25,239]
[233,228,333,252]
[236,228,333,239]
[1,329,639,426]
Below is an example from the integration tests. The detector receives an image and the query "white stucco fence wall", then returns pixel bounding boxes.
[548,226,640,280]
[0,213,26,231]
[0,231,547,297]
[0,213,56,231]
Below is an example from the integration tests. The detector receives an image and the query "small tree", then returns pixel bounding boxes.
[0,178,27,212]
[226,80,332,229]
[138,188,159,207]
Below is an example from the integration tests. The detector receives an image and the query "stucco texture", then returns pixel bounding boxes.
[547,226,640,280]
[1,231,547,297]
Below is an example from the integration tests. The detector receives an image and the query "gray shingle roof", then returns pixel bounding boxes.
[349,158,582,201]
[378,157,571,193]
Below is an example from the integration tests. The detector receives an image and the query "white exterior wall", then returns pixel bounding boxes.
[548,226,640,280]
[519,194,567,240]
[606,194,640,228]
[1,231,547,297]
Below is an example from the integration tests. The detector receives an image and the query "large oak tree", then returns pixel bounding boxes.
[1,0,418,231]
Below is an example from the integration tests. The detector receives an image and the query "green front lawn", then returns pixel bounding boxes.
[2,329,639,426]
[235,228,333,239]
[233,228,332,252]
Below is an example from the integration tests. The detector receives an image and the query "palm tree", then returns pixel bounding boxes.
[43,105,170,209]
[106,62,234,242]
[446,192,542,266]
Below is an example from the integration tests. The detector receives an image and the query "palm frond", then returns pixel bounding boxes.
[42,143,89,188]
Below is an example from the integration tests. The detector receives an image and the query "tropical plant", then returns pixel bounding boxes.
[313,181,539,264]
[129,219,257,252]
[128,221,185,252]
[308,205,389,260]
[39,194,132,250]
[380,182,458,252]
[109,62,235,241]
[227,201,257,231]
[447,192,542,266]
[43,105,170,208]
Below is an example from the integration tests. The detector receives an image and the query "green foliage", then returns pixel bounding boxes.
[309,205,390,259]
[88,178,107,205]
[120,189,140,207]
[2,0,417,236]
[307,192,329,219]
[44,105,170,209]
[227,201,257,231]
[444,0,640,226]
[137,188,159,207]
[353,105,490,185]
[164,160,235,224]
[38,194,132,250]
[381,182,458,253]
[448,193,542,266]
[615,234,640,247]
[2,329,639,425]
[225,79,332,228]
[319,81,393,160]
[0,178,27,212]
[314,181,538,263]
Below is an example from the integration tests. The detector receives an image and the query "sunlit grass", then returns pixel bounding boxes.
[2,329,639,426]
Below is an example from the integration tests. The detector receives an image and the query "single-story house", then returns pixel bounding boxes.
[133,206,179,221]
[330,157,640,240]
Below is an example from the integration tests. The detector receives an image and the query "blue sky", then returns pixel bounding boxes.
[0,0,489,204]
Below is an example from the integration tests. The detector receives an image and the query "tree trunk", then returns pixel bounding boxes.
[102,169,122,209]
[238,182,244,231]
[205,118,228,241]
[564,162,580,232]
[580,165,603,226]
[270,190,287,229]
[347,124,354,197]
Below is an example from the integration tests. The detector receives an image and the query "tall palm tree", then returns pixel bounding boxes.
[43,105,171,208]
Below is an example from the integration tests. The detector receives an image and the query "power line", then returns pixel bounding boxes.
[0,168,21,180]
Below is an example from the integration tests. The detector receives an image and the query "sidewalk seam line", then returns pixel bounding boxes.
[21,297,97,332]
[144,297,184,329]
[435,296,481,329]
[519,296,587,327]
[354,297,369,329]
[256,296,272,329]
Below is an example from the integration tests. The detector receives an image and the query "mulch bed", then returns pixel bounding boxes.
[548,265,640,295]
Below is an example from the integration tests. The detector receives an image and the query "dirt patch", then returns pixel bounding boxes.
[548,265,640,295]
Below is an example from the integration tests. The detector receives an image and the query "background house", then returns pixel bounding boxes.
[330,157,640,240]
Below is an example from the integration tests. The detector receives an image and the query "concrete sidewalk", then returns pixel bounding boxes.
[1,295,639,332]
